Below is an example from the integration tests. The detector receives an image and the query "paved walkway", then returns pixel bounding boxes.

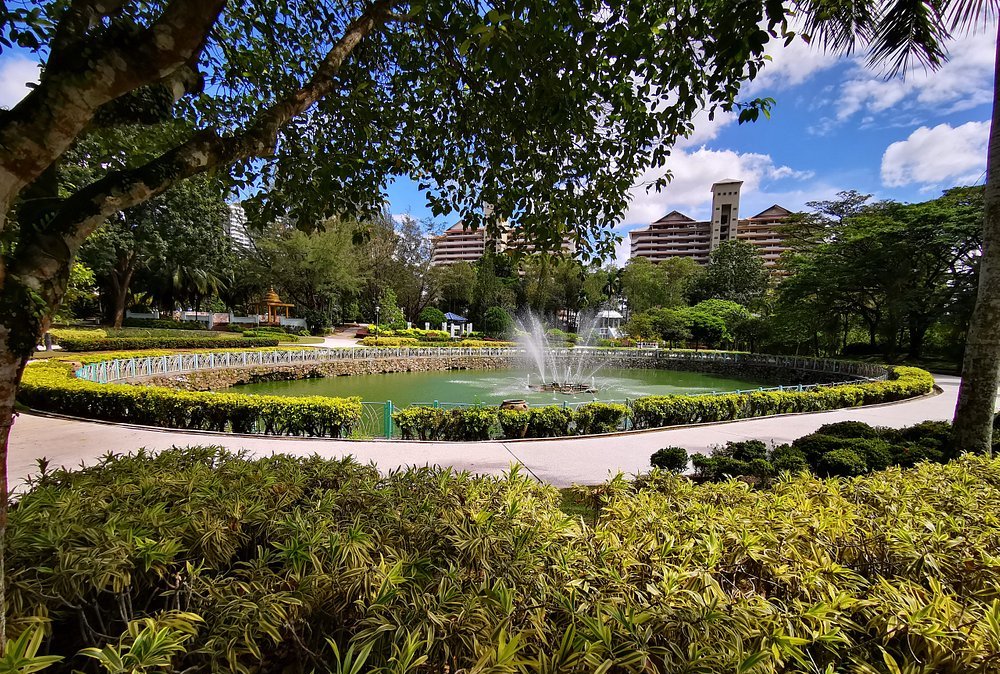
[8,375,967,488]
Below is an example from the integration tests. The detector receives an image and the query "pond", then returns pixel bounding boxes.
[232,367,773,407]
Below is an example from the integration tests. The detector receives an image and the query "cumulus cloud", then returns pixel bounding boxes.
[622,146,815,225]
[824,31,995,132]
[881,121,988,187]
[0,56,39,109]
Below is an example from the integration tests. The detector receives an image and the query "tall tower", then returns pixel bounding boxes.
[709,179,743,250]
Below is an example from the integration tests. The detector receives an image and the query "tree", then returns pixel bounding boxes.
[418,307,446,328]
[0,0,796,646]
[689,240,770,308]
[621,257,702,314]
[796,0,997,453]
[80,176,228,325]
[255,219,362,329]
[482,306,513,338]
[433,263,476,314]
[775,188,982,360]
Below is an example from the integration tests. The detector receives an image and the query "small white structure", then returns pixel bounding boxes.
[229,313,260,326]
[597,309,624,339]
[180,311,213,327]
[279,316,308,329]
[125,309,160,320]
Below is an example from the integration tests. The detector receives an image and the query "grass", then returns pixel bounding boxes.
[558,487,599,521]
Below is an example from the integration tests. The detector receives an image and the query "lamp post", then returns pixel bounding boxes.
[375,305,380,345]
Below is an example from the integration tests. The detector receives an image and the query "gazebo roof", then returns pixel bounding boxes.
[444,312,468,323]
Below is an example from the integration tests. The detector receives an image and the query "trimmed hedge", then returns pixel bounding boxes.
[395,402,625,440]
[631,366,933,428]
[56,336,280,351]
[359,336,420,347]
[17,360,360,437]
[121,318,209,330]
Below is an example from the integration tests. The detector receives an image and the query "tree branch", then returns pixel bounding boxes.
[8,0,398,313]
[0,0,226,211]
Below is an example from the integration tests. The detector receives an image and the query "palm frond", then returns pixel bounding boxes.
[867,0,951,76]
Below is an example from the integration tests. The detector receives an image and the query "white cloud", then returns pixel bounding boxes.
[0,56,39,109]
[622,146,815,224]
[613,235,630,267]
[827,31,995,132]
[745,32,841,96]
[881,121,988,187]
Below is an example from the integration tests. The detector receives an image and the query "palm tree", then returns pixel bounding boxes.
[798,0,998,452]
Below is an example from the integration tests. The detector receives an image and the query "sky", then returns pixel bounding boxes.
[2,21,995,266]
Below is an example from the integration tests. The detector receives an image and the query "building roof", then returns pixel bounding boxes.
[444,312,468,323]
[598,309,624,319]
[750,204,793,219]
[652,210,697,224]
[713,178,743,186]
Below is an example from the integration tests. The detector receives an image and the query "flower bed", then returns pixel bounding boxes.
[18,359,359,436]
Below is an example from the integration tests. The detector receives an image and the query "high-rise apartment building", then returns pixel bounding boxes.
[226,203,253,249]
[430,222,577,266]
[628,179,790,269]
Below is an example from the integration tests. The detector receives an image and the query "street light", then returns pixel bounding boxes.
[375,305,380,345]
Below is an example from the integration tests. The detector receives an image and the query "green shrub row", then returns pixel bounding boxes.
[17,360,360,436]
[9,448,1000,673]
[56,335,281,351]
[121,318,210,330]
[631,366,933,428]
[358,337,516,348]
[394,402,628,440]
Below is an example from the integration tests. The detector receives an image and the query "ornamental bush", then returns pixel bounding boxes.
[573,402,628,434]
[650,446,688,472]
[358,336,420,347]
[417,306,446,326]
[631,366,933,429]
[17,360,360,437]
[56,336,280,351]
[816,447,868,477]
[11,450,1000,673]
[121,318,209,330]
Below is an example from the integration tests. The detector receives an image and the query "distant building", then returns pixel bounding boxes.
[429,222,488,266]
[226,203,252,249]
[430,221,577,267]
[628,180,791,269]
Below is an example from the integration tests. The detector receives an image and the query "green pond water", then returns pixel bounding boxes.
[232,367,772,407]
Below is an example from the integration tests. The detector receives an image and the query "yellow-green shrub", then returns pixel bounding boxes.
[8,451,1000,673]
[359,336,420,347]
[17,360,360,437]
[55,336,279,351]
[631,366,933,428]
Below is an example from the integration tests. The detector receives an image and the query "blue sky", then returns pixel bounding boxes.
[2,23,994,266]
[386,26,997,264]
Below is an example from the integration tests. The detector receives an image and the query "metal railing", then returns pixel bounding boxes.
[75,347,888,385]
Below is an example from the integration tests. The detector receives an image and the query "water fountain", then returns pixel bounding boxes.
[516,312,607,395]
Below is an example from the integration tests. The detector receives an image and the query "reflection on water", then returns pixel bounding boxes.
[233,367,772,408]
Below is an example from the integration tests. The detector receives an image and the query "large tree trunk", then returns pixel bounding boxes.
[0,278,50,652]
[109,268,135,329]
[953,26,1000,454]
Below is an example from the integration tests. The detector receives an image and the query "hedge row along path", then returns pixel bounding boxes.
[10,371,972,489]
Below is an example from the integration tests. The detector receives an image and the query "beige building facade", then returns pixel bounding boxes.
[628,180,791,269]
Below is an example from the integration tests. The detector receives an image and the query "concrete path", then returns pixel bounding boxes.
[8,375,967,489]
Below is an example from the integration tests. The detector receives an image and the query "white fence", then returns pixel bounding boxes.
[75,347,888,385]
